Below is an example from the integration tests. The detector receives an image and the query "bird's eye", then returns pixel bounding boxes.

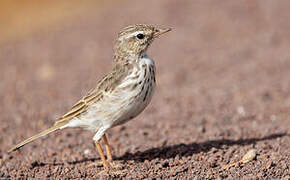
[136,33,144,39]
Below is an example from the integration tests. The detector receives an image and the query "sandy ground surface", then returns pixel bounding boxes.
[0,0,289,179]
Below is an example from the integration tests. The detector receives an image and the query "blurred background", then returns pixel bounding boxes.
[0,0,289,178]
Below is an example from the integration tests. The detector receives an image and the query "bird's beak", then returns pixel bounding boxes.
[154,28,172,38]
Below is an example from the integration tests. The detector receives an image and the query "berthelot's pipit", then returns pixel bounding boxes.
[8,24,171,171]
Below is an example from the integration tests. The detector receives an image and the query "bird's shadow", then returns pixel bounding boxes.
[116,132,287,162]
[34,132,287,167]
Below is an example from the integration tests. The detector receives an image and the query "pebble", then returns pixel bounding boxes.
[265,161,273,169]
[240,149,257,163]
[83,149,90,155]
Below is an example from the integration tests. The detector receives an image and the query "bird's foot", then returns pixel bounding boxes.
[109,169,128,177]
[87,161,104,168]
[88,159,127,176]
[97,165,128,177]
[109,160,127,176]
[109,160,124,170]
[98,169,128,177]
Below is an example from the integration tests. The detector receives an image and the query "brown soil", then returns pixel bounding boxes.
[0,0,289,179]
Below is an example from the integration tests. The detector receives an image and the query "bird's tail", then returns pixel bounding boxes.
[7,122,67,153]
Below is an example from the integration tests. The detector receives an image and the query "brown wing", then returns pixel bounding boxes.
[54,61,133,125]
[54,89,104,125]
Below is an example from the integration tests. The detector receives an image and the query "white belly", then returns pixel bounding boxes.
[66,55,156,131]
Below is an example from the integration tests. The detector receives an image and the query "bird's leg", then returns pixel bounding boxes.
[95,141,110,170]
[102,134,124,170]
[103,134,113,162]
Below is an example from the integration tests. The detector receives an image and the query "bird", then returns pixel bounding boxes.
[8,24,171,172]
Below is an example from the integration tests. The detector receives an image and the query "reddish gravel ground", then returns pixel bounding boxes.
[0,0,289,179]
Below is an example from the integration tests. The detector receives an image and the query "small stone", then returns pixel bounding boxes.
[240,149,257,164]
[30,161,45,169]
[169,159,175,167]
[266,161,273,169]
[162,161,169,168]
[211,147,218,153]
[198,125,206,133]
[257,172,264,178]
[84,149,90,155]
[237,106,246,116]
[208,157,217,168]
[156,163,163,170]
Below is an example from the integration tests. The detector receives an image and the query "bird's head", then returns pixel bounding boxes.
[114,24,171,60]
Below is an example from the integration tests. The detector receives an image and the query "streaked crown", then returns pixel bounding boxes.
[114,24,171,60]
